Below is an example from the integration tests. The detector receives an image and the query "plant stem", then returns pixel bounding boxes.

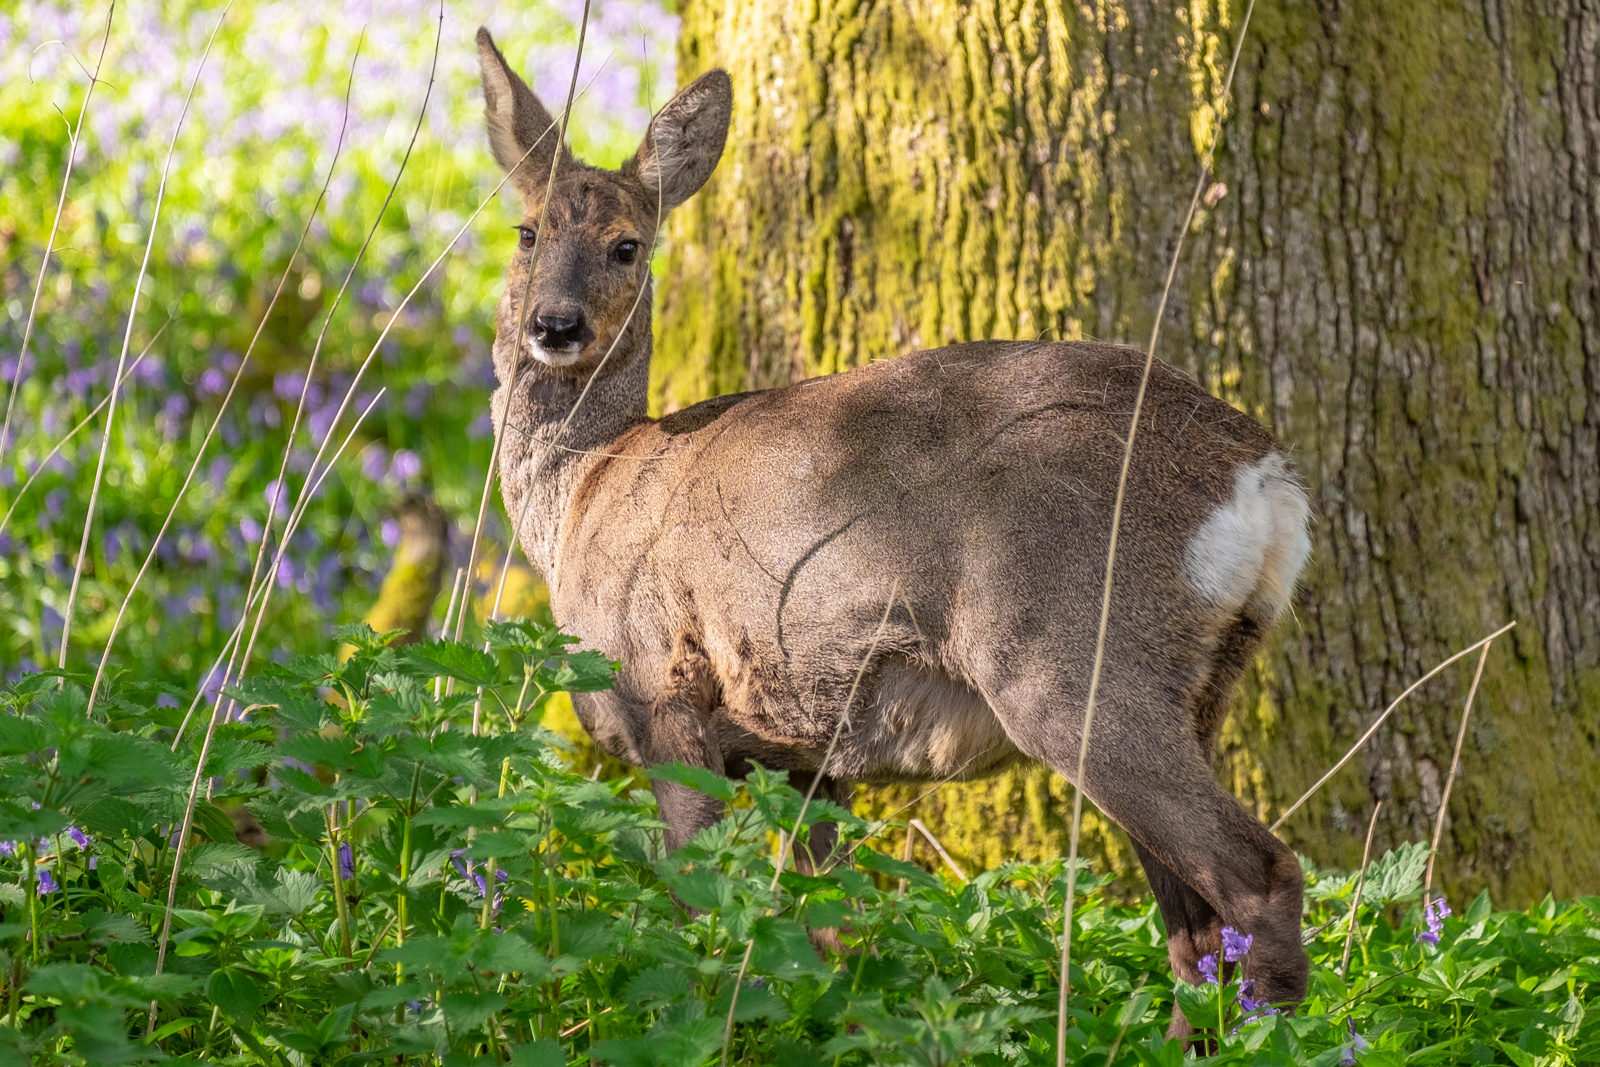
[326,808,353,961]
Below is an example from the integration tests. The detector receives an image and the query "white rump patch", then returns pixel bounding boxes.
[1183,453,1311,617]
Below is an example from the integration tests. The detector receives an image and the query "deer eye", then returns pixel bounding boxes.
[516,227,536,250]
[613,240,640,264]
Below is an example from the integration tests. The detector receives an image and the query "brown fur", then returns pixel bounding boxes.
[475,30,1311,1028]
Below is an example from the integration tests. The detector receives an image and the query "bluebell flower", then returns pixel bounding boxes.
[1221,926,1253,962]
[1197,953,1219,984]
[337,843,354,881]
[1416,897,1451,946]
[1340,1018,1369,1065]
[66,826,89,849]
[36,870,57,895]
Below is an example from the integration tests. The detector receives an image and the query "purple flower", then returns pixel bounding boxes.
[197,367,228,396]
[389,449,421,484]
[361,444,389,482]
[1341,1018,1369,1066]
[36,870,57,895]
[1221,926,1253,962]
[380,518,401,548]
[1416,898,1451,946]
[337,843,354,881]
[451,849,472,881]
[1234,978,1276,1018]
[239,516,263,545]
[264,478,289,514]
[0,841,17,857]
[88,857,97,870]
[1196,953,1219,984]
[66,827,89,849]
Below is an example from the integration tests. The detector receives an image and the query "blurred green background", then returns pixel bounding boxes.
[0,0,678,697]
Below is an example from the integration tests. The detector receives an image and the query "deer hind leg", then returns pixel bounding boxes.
[647,634,727,855]
[994,678,1307,1016]
[1132,840,1222,1040]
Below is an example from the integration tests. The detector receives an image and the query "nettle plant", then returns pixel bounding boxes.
[0,623,1597,1065]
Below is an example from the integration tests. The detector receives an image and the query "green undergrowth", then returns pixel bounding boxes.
[0,625,1596,1065]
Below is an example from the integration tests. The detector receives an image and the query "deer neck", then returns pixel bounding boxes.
[491,338,651,579]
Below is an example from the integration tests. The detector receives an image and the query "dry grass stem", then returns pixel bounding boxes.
[910,818,967,883]
[1056,2,1258,1060]
[455,0,596,644]
[168,389,386,751]
[59,2,231,671]
[1339,801,1382,978]
[1424,639,1494,902]
[85,44,363,715]
[1270,621,1515,833]
[0,3,115,468]
[0,320,167,541]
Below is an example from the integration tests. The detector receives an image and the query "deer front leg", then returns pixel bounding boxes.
[647,635,726,855]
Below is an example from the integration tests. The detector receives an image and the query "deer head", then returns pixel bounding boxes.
[476,28,731,377]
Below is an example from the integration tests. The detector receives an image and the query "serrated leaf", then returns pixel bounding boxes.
[510,1038,566,1067]
[192,803,244,846]
[208,967,263,1020]
[401,641,504,687]
[440,990,507,1031]
[647,763,736,802]
[1364,841,1431,903]
[749,917,835,983]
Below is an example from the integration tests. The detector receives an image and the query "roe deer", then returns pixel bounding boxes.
[475,28,1313,1028]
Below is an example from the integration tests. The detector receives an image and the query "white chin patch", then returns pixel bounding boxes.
[526,335,582,367]
[1183,452,1311,618]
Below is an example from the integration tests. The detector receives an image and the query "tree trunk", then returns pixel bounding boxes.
[658,0,1600,906]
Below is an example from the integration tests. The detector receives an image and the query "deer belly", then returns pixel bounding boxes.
[831,659,1021,784]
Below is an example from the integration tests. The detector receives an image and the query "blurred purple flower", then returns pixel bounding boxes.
[338,842,354,881]
[0,841,17,857]
[66,827,89,849]
[361,444,388,482]
[468,411,493,440]
[1221,926,1252,962]
[36,869,57,895]
[239,516,263,544]
[197,367,228,396]
[1197,953,1218,984]
[275,371,308,402]
[264,478,289,514]
[275,556,295,590]
[88,856,97,870]
[156,693,179,708]
[41,488,65,525]
[451,848,472,881]
[380,518,401,548]
[390,449,421,484]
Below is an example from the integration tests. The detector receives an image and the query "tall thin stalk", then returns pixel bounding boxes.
[455,0,596,643]
[1339,801,1382,978]
[0,321,167,541]
[85,40,363,716]
[59,2,232,670]
[1271,621,1515,833]
[1055,3,1259,1060]
[0,3,115,469]
[1424,639,1494,902]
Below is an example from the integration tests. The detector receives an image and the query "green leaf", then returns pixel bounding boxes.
[208,967,263,1020]
[401,640,504,687]
[853,846,942,890]
[1363,841,1431,903]
[510,1038,567,1067]
[647,763,737,802]
[440,990,507,1031]
[591,1018,722,1067]
[749,917,835,983]
[192,801,243,845]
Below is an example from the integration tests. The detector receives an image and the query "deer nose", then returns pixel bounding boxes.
[532,313,585,349]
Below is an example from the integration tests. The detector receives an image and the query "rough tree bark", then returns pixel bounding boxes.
[654,0,1600,905]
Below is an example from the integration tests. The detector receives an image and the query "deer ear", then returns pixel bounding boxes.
[628,69,732,212]
[477,28,564,194]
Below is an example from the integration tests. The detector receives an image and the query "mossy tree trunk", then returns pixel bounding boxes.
[656,0,1600,906]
